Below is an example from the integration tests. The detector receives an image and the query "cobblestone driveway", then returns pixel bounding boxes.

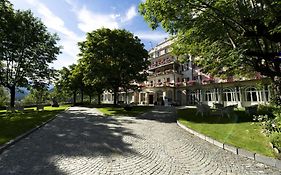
[0,106,280,175]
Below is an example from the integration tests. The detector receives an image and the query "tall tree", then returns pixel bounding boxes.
[0,1,60,107]
[71,63,85,104]
[0,86,9,106]
[78,28,149,105]
[139,0,281,97]
[56,65,77,105]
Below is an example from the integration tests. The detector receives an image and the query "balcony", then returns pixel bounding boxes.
[148,57,175,70]
[148,70,183,78]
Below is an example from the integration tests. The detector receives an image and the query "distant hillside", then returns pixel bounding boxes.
[15,87,29,100]
[15,85,54,100]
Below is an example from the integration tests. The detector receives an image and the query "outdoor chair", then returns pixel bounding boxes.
[196,103,211,117]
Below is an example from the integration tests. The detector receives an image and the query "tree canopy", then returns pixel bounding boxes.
[0,1,60,107]
[139,0,281,80]
[78,28,149,105]
[56,65,80,105]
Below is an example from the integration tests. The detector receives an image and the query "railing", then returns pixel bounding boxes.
[148,70,183,77]
[148,57,175,69]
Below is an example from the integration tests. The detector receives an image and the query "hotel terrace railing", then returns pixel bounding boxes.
[139,81,203,88]
[147,70,183,78]
[148,57,175,70]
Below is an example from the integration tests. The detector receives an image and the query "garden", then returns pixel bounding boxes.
[177,105,281,158]
[0,105,70,145]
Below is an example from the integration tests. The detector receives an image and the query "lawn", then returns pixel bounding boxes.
[177,108,276,157]
[98,105,153,117]
[0,105,70,145]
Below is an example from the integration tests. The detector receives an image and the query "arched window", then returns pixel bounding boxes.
[245,87,258,102]
[223,88,235,101]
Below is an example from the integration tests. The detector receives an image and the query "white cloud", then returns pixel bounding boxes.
[24,0,84,69]
[77,6,119,33]
[122,5,137,22]
[64,0,138,32]
[134,31,169,42]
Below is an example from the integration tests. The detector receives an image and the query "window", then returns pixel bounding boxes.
[156,51,160,57]
[245,87,258,102]
[264,85,269,101]
[167,78,170,82]
[223,88,235,102]
[205,90,212,101]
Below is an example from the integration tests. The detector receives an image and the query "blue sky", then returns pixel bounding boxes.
[9,0,169,69]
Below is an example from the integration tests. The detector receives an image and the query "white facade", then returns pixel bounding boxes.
[102,39,272,107]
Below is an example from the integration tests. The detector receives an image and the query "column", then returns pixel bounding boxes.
[145,93,149,105]
[139,93,142,104]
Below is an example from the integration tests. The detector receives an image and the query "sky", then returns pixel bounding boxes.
[9,0,169,69]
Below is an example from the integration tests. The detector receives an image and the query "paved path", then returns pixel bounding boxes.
[0,106,280,175]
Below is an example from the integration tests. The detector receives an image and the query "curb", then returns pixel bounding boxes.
[177,120,281,170]
[0,108,68,154]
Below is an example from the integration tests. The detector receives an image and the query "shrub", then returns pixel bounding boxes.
[270,132,281,151]
[254,114,281,135]
[258,105,274,117]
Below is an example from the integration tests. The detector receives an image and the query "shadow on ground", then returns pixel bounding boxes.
[132,106,177,123]
[0,109,141,175]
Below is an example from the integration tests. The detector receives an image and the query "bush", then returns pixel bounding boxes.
[124,105,133,111]
[270,132,281,151]
[258,105,274,117]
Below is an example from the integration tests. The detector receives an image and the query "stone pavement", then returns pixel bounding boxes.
[0,106,280,175]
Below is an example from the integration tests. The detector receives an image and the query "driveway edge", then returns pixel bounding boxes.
[0,107,70,154]
[177,120,281,170]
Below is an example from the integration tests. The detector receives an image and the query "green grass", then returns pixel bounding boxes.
[177,108,276,157]
[0,105,70,145]
[98,106,153,117]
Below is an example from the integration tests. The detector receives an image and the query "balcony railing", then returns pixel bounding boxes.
[139,82,190,88]
[148,57,175,70]
[148,70,183,77]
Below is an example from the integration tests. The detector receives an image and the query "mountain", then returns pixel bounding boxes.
[15,87,29,100]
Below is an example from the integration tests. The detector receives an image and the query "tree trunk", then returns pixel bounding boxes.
[9,85,16,108]
[89,95,92,104]
[81,89,84,104]
[73,90,77,105]
[113,90,118,105]
[98,94,101,105]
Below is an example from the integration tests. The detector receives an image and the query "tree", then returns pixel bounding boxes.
[78,28,149,105]
[139,0,281,97]
[56,65,76,105]
[0,1,60,107]
[22,86,49,106]
[0,86,9,106]
[71,63,85,104]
